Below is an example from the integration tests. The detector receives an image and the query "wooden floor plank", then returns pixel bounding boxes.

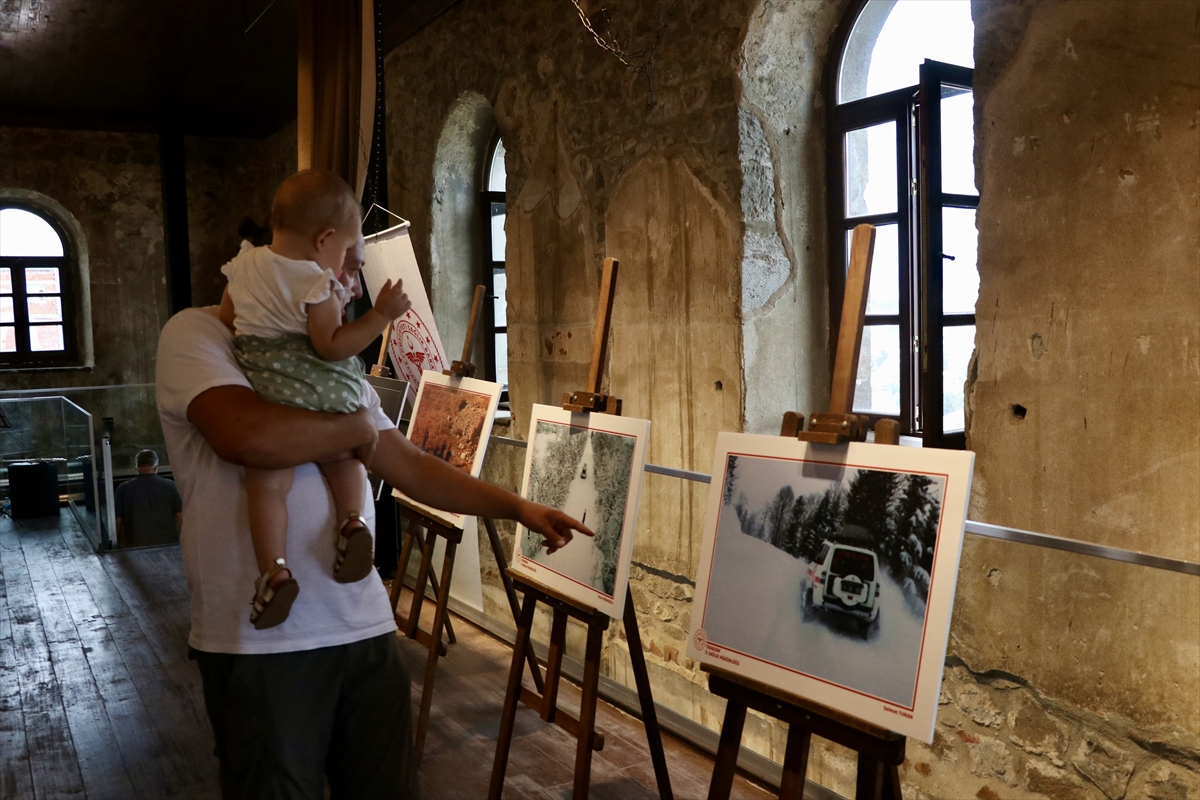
[35,521,188,800]
[0,599,35,800]
[0,524,87,799]
[57,520,217,797]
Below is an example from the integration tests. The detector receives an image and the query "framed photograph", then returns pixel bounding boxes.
[687,433,974,743]
[392,371,502,528]
[509,405,651,618]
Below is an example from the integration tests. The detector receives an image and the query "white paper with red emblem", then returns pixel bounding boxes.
[362,221,448,384]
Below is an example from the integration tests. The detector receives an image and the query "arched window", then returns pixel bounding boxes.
[0,204,80,368]
[828,0,977,448]
[481,135,508,396]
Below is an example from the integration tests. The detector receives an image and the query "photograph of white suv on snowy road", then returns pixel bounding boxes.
[804,538,881,637]
[697,451,949,707]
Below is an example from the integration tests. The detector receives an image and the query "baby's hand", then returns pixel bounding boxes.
[373,279,412,321]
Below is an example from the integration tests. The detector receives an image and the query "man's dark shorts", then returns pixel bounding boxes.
[191,632,421,799]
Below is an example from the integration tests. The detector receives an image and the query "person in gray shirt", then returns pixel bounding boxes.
[115,449,182,547]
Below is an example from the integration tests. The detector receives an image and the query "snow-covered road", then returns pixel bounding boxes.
[699,514,928,707]
[532,433,603,590]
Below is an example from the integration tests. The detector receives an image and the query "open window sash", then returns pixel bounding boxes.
[917,59,978,450]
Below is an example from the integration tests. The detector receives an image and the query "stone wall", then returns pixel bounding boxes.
[0,123,298,468]
[0,126,168,461]
[186,121,297,308]
[385,1,1200,798]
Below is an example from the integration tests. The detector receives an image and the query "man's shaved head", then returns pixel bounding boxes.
[271,170,362,238]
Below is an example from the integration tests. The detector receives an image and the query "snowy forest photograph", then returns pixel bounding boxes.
[519,419,638,597]
[700,452,947,707]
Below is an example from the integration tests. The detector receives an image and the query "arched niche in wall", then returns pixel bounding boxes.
[429,92,498,364]
[0,188,93,369]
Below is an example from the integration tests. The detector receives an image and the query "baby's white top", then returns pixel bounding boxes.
[221,242,350,339]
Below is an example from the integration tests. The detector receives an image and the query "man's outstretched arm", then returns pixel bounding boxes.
[187,385,379,471]
[370,428,592,554]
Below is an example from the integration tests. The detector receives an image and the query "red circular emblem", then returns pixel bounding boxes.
[390,310,446,385]
[692,629,707,651]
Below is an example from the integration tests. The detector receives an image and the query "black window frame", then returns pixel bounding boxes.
[0,204,79,369]
[479,131,508,406]
[826,3,978,450]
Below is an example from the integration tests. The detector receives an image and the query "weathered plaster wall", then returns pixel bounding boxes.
[738,0,848,435]
[186,121,297,307]
[0,126,168,459]
[429,93,494,361]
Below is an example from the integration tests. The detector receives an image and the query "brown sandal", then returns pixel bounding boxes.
[333,512,374,583]
[250,558,299,630]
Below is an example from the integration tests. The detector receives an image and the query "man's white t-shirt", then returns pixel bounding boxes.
[156,307,396,654]
[220,243,349,339]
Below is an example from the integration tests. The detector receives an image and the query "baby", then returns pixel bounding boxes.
[219,170,410,629]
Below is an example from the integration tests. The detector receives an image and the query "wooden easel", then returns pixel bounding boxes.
[488,258,673,800]
[704,223,906,800]
[387,284,493,758]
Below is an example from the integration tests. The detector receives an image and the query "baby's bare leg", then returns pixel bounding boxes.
[317,457,368,527]
[245,466,295,576]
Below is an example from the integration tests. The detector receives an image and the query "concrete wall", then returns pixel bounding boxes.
[384,1,1200,798]
[0,126,168,463]
[0,124,297,469]
[186,122,297,308]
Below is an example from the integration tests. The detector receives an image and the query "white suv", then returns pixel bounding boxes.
[804,541,881,635]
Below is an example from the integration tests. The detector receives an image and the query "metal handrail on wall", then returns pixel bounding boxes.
[488,435,1200,577]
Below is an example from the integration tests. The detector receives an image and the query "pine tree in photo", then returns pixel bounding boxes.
[766,485,795,551]
[722,455,740,506]
[844,468,900,559]
[799,483,846,559]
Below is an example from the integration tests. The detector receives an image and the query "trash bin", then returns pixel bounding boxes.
[8,461,61,519]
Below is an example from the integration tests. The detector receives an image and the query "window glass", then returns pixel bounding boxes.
[942,207,979,314]
[29,324,65,352]
[27,296,63,323]
[0,327,15,352]
[490,203,506,263]
[839,0,974,103]
[0,267,10,293]
[941,87,976,194]
[853,324,901,415]
[0,208,65,257]
[845,121,897,217]
[494,332,509,386]
[942,324,975,432]
[0,297,12,323]
[492,268,507,327]
[849,224,899,316]
[487,140,507,192]
[25,267,61,294]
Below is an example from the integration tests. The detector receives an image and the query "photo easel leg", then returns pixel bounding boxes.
[707,698,747,800]
[488,576,610,800]
[488,590,537,800]
[704,668,905,800]
[414,536,456,758]
[622,593,673,799]
[482,516,544,694]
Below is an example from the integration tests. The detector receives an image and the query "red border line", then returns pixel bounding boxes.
[699,449,957,713]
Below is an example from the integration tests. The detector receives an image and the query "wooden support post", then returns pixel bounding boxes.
[370,322,392,377]
[794,223,878,445]
[445,284,486,379]
[562,258,621,415]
